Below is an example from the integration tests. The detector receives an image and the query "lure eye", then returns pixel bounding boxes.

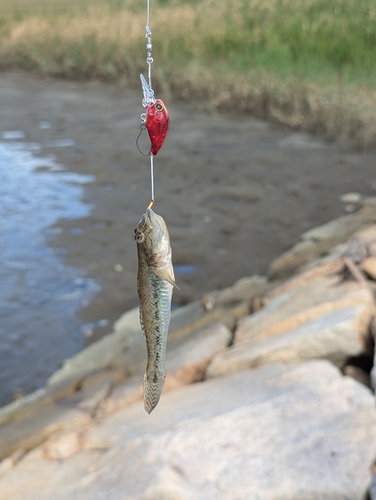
[155,103,163,111]
[135,231,145,243]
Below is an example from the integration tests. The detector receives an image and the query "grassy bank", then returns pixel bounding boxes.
[0,0,376,148]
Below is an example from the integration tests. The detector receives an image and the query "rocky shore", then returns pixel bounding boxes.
[1,199,376,499]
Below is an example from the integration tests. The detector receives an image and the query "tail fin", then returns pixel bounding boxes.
[143,372,165,414]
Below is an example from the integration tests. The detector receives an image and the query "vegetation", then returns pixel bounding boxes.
[0,0,375,147]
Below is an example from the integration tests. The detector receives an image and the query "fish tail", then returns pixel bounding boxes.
[143,371,165,414]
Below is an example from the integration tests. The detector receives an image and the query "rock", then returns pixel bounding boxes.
[0,361,375,500]
[201,275,271,310]
[240,274,374,346]
[340,192,363,204]
[344,225,376,263]
[0,404,91,462]
[206,274,375,379]
[342,365,372,389]
[269,205,376,279]
[42,432,83,461]
[102,322,232,413]
[0,289,249,462]
[165,322,231,373]
[47,307,142,388]
[0,450,26,477]
[58,371,113,416]
[361,256,376,280]
[363,196,376,207]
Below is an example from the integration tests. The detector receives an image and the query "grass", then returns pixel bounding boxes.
[0,0,376,148]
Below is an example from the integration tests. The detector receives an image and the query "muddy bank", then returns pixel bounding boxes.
[1,71,376,400]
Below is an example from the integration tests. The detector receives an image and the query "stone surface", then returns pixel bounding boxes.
[239,274,374,346]
[42,432,83,461]
[0,293,247,462]
[201,275,271,311]
[0,404,91,461]
[340,192,363,204]
[47,307,142,388]
[207,304,374,378]
[342,365,372,389]
[102,322,232,412]
[0,361,375,500]
[361,256,376,280]
[269,205,376,278]
[206,275,375,379]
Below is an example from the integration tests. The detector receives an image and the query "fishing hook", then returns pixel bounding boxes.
[136,122,151,157]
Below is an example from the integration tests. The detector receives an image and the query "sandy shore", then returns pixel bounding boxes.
[2,71,376,348]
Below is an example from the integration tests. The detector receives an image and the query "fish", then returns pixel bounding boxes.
[140,74,170,156]
[134,207,177,413]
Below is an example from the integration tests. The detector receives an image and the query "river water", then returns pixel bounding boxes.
[0,131,98,405]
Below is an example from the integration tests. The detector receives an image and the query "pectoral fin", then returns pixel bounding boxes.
[153,267,179,288]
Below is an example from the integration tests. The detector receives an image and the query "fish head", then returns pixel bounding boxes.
[135,208,178,287]
[134,208,170,255]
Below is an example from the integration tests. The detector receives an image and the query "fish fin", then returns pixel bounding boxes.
[153,267,179,289]
[143,371,165,414]
[139,307,146,337]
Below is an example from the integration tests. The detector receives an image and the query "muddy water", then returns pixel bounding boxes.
[0,135,97,404]
[1,72,376,406]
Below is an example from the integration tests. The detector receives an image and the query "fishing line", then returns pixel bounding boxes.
[145,0,154,208]
[148,155,154,209]
[137,0,171,210]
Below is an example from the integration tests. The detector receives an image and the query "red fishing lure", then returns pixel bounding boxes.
[140,74,170,156]
[145,99,170,156]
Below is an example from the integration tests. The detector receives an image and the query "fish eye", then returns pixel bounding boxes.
[156,103,163,111]
[135,231,145,243]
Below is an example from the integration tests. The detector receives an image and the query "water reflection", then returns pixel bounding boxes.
[0,137,98,405]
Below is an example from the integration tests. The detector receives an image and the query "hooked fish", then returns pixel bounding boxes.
[134,208,177,413]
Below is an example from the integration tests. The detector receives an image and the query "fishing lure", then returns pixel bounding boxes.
[140,74,170,156]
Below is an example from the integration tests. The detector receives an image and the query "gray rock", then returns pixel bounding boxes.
[104,322,232,408]
[207,304,374,378]
[206,275,375,379]
[47,307,142,388]
[269,205,376,278]
[238,274,375,346]
[0,361,375,500]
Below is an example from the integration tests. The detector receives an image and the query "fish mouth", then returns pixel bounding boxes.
[136,207,157,234]
[144,208,156,227]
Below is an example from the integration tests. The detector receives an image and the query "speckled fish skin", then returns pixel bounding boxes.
[135,208,177,414]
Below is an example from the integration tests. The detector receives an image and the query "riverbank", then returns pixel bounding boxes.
[1,200,376,498]
[1,71,376,404]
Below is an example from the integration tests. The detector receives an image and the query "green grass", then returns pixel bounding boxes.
[0,0,376,147]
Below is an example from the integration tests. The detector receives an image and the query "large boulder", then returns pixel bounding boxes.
[0,361,375,500]
[207,271,375,379]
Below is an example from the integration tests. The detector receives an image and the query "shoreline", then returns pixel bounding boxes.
[1,71,376,400]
